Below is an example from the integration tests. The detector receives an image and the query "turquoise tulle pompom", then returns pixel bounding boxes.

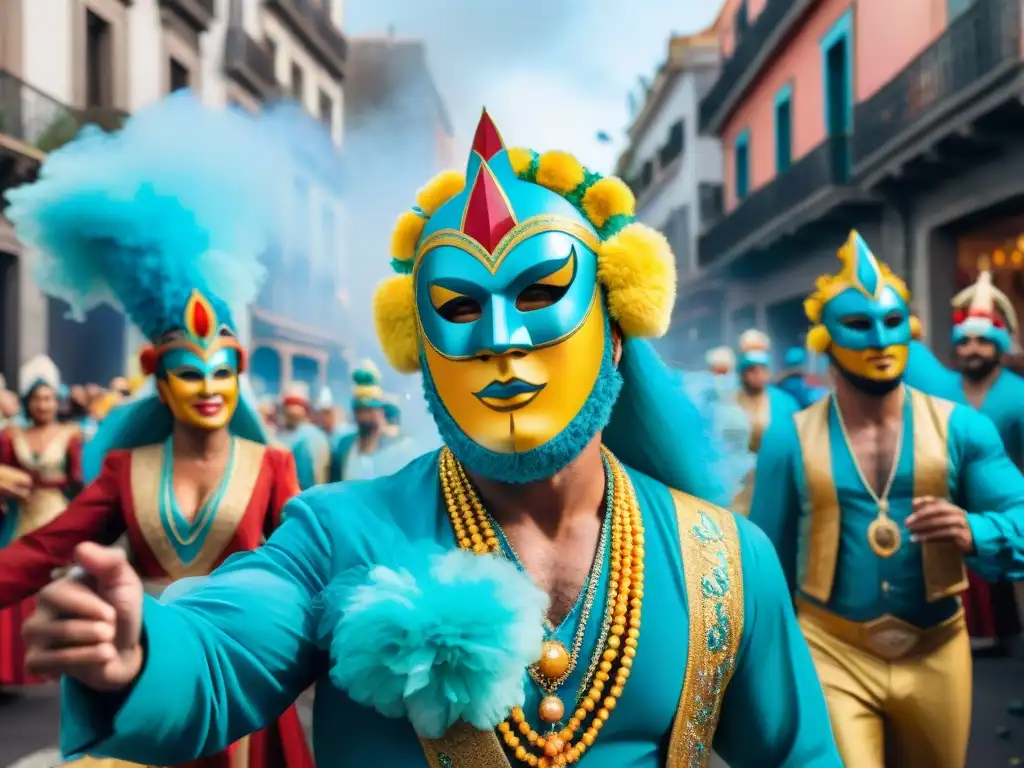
[318,546,547,738]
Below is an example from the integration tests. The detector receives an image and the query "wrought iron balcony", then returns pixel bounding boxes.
[0,70,128,210]
[698,135,853,268]
[224,27,279,101]
[0,70,127,155]
[853,0,1022,174]
[157,0,215,31]
[699,0,812,135]
[265,0,348,80]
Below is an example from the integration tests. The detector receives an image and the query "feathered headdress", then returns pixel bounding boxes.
[351,359,384,409]
[18,354,60,397]
[5,90,284,375]
[705,346,736,374]
[372,109,676,373]
[951,269,1018,353]
[315,386,335,410]
[803,230,921,353]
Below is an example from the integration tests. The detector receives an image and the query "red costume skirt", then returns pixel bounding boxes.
[0,595,45,686]
[65,704,313,768]
[963,569,1022,640]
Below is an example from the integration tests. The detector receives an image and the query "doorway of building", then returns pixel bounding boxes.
[47,298,125,386]
[0,251,17,386]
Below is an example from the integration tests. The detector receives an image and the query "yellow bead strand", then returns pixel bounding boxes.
[438,447,645,767]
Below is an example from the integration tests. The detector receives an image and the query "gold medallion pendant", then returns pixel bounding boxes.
[867,515,901,558]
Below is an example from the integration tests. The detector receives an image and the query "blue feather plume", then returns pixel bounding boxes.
[4,90,285,338]
[317,544,547,738]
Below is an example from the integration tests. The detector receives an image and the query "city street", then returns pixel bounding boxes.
[0,653,1021,767]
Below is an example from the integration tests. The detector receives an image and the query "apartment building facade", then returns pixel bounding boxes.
[695,0,1024,365]
[0,0,354,393]
[616,32,723,367]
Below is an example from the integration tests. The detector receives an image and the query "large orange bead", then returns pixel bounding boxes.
[538,695,565,724]
[537,641,570,680]
[544,735,565,757]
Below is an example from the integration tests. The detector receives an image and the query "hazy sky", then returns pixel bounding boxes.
[345,0,723,173]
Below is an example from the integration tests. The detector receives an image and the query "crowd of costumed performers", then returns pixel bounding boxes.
[13,110,843,768]
[0,91,313,768]
[0,355,83,691]
[745,230,1024,767]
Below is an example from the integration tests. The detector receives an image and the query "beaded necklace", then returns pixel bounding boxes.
[439,446,645,768]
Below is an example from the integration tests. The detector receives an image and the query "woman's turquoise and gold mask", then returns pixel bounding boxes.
[805,231,919,385]
[373,111,676,481]
[140,290,246,431]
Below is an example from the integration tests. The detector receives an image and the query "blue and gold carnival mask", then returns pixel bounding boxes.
[805,231,920,389]
[372,111,676,482]
[140,290,245,431]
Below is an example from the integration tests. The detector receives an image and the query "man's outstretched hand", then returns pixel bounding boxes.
[23,541,145,692]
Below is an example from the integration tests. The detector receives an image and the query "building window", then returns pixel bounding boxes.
[169,57,191,93]
[658,120,684,168]
[734,130,750,202]
[734,0,749,46]
[85,10,113,107]
[821,9,854,137]
[291,62,304,103]
[698,182,724,229]
[774,83,793,173]
[318,89,333,128]
[266,37,278,73]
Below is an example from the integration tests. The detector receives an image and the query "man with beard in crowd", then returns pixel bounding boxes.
[951,267,1024,655]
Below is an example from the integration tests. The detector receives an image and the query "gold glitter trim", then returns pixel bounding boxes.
[666,490,744,768]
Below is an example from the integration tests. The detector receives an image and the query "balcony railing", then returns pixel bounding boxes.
[698,135,851,268]
[224,27,279,100]
[0,70,128,155]
[265,0,348,80]
[699,0,800,134]
[853,0,1022,169]
[156,0,216,31]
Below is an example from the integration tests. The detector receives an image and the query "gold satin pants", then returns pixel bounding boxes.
[799,609,971,768]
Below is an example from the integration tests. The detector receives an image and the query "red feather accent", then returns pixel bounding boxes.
[952,309,967,324]
[139,346,158,376]
[191,299,211,338]
[470,110,505,161]
[462,164,516,252]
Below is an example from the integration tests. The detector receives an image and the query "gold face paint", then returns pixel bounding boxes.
[156,348,240,431]
[422,288,606,453]
[830,343,909,382]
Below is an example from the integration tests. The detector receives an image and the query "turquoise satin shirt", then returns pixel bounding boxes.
[60,451,840,767]
[750,395,1024,628]
[960,368,1024,467]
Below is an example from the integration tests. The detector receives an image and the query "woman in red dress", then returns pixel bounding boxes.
[0,91,313,768]
[0,356,83,689]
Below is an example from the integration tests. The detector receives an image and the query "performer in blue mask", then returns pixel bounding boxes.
[30,111,838,768]
[776,346,829,409]
[750,230,1024,767]
[734,329,800,452]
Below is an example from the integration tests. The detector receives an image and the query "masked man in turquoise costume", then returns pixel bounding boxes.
[31,111,839,768]
[749,230,1024,768]
[776,347,828,409]
[276,382,330,490]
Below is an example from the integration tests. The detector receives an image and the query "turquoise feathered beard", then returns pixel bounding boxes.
[317,545,547,739]
[4,90,284,338]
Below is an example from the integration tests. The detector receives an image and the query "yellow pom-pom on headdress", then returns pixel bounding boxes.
[806,325,832,354]
[597,223,676,337]
[582,177,635,229]
[535,151,586,195]
[389,170,466,268]
[372,274,420,373]
[507,147,534,176]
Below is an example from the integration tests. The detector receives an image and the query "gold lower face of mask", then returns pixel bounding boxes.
[423,290,606,454]
[831,344,909,382]
[157,372,239,431]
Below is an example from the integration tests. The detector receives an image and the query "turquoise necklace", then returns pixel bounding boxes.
[158,435,236,564]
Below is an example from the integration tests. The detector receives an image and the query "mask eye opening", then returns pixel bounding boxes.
[839,315,872,331]
[515,283,570,313]
[437,296,483,324]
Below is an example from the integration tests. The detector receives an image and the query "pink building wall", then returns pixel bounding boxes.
[717,0,959,210]
[721,0,852,210]
[855,0,947,100]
